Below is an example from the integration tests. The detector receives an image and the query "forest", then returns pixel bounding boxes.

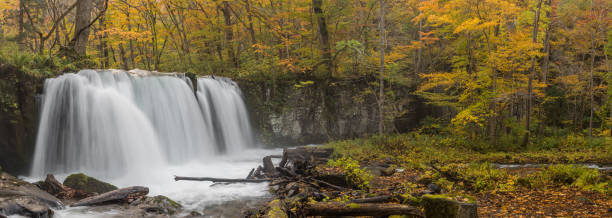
[0,0,611,217]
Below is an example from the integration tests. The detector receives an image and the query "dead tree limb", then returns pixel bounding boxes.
[71,186,148,207]
[174,176,271,183]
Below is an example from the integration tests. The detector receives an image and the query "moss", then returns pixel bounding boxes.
[153,195,182,209]
[266,200,288,218]
[63,173,118,194]
[347,203,361,208]
[400,193,422,206]
[422,195,477,218]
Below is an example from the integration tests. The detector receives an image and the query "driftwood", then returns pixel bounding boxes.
[304,202,423,217]
[43,174,67,195]
[71,186,149,207]
[246,168,255,179]
[174,176,271,183]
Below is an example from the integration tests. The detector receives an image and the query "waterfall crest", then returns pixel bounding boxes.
[31,69,255,177]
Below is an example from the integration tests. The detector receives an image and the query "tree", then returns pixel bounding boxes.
[378,0,385,135]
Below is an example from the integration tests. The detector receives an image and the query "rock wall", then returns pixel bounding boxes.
[238,76,429,146]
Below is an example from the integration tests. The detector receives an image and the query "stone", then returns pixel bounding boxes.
[131,195,182,215]
[0,196,54,218]
[63,173,118,194]
[0,172,62,218]
[314,174,349,187]
[416,176,433,185]
[422,194,477,218]
[427,183,442,194]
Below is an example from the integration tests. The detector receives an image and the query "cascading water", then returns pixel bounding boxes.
[196,76,255,153]
[31,69,256,178]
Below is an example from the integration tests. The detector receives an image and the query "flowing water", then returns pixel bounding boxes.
[28,69,269,217]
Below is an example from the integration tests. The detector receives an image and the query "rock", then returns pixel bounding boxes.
[417,176,433,185]
[314,174,349,187]
[190,210,203,216]
[0,172,63,218]
[422,194,477,218]
[63,173,118,194]
[0,195,54,218]
[131,195,182,215]
[427,183,442,194]
[365,166,387,177]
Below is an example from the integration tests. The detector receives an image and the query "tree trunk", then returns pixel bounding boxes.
[73,0,94,56]
[588,0,595,137]
[312,0,332,77]
[378,0,385,135]
[220,1,238,68]
[524,0,543,146]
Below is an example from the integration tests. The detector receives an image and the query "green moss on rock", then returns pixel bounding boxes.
[422,194,477,218]
[63,173,118,194]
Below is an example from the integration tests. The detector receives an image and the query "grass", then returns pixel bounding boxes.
[326,133,612,168]
[325,132,612,195]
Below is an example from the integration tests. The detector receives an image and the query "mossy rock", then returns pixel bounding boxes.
[63,173,118,194]
[133,195,182,215]
[422,194,477,218]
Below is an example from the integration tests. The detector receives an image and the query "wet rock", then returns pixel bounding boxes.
[422,194,477,218]
[189,210,203,217]
[63,173,118,194]
[0,172,63,218]
[0,196,54,218]
[130,195,182,215]
[427,183,442,194]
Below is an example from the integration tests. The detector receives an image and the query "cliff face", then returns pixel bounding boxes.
[239,77,429,146]
[0,64,44,175]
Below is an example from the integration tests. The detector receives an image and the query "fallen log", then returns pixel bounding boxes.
[350,195,393,203]
[174,176,271,183]
[304,202,423,217]
[71,186,149,207]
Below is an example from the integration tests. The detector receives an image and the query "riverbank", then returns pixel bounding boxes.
[324,133,612,217]
[248,133,611,217]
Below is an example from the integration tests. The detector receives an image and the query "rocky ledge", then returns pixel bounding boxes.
[0,169,183,217]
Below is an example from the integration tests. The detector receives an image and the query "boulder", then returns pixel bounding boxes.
[422,194,477,218]
[63,173,118,194]
[130,195,182,215]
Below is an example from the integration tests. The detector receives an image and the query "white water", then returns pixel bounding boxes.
[29,69,266,217]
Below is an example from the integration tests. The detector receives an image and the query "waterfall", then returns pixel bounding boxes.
[196,76,255,153]
[31,69,255,178]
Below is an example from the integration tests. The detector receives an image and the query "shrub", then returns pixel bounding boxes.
[328,157,372,190]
